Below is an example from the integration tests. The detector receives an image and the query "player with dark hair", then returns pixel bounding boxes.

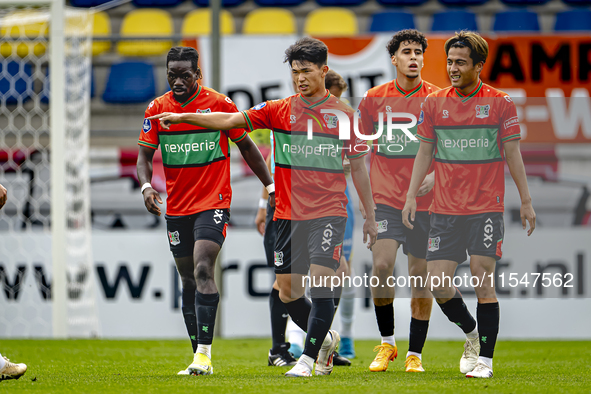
[137,46,274,376]
[0,185,28,382]
[357,29,438,373]
[402,31,536,378]
[148,37,378,377]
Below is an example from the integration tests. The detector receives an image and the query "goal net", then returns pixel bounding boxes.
[0,2,99,337]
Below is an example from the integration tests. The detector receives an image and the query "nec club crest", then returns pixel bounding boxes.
[168,231,180,246]
[323,114,338,129]
[475,104,490,119]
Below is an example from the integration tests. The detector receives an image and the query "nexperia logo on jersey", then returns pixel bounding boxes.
[434,127,501,162]
[160,131,224,167]
[373,125,420,156]
[275,132,344,171]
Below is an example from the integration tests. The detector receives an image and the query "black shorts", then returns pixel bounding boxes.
[263,203,277,268]
[165,209,230,258]
[274,216,347,275]
[375,204,430,259]
[426,212,504,264]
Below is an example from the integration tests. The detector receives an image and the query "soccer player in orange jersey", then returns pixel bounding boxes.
[137,47,273,376]
[357,29,438,374]
[402,31,536,378]
[149,38,378,377]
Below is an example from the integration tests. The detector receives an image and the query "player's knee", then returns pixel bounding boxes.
[180,276,196,291]
[373,259,393,278]
[194,261,214,283]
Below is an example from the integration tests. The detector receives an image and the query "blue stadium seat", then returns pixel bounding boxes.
[500,0,550,5]
[493,10,540,32]
[369,11,415,32]
[0,61,33,105]
[132,0,184,6]
[431,10,478,32]
[193,0,246,6]
[555,10,591,31]
[102,62,155,104]
[69,0,112,6]
[254,0,306,5]
[439,0,488,6]
[377,0,428,5]
[317,0,367,5]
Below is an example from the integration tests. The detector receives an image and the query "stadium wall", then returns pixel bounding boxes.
[1,228,590,339]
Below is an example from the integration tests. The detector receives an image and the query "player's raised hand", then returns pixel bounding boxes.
[401,198,416,230]
[0,183,7,210]
[142,187,163,216]
[362,216,378,249]
[521,201,536,236]
[147,112,181,130]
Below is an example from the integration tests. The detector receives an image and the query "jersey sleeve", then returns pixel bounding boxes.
[241,101,274,132]
[138,100,160,150]
[499,95,521,144]
[345,109,369,160]
[416,95,436,144]
[357,91,376,137]
[219,96,248,143]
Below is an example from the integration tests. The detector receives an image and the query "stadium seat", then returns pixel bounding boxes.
[254,0,306,5]
[431,10,478,32]
[376,0,429,6]
[102,62,156,104]
[555,10,591,31]
[116,9,173,57]
[182,9,235,36]
[500,0,550,5]
[70,0,112,6]
[369,11,415,32]
[493,10,540,32]
[193,0,246,6]
[304,8,358,37]
[316,0,367,6]
[439,0,488,5]
[243,9,296,35]
[92,11,111,57]
[132,0,184,6]
[0,9,48,58]
[0,61,33,105]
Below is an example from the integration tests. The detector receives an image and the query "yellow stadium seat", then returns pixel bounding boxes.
[304,8,358,37]
[117,9,172,57]
[92,11,111,56]
[181,9,235,37]
[0,9,48,58]
[243,9,296,35]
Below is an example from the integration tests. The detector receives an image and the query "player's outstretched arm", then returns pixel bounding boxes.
[148,112,247,131]
[504,139,536,236]
[350,157,377,249]
[0,183,7,210]
[402,141,434,230]
[236,135,275,208]
[137,146,163,216]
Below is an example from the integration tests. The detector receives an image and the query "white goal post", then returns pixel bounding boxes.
[0,0,98,338]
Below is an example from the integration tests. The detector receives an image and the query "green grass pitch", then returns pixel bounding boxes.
[1,339,590,393]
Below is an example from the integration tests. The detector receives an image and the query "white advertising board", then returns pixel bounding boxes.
[1,228,590,339]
